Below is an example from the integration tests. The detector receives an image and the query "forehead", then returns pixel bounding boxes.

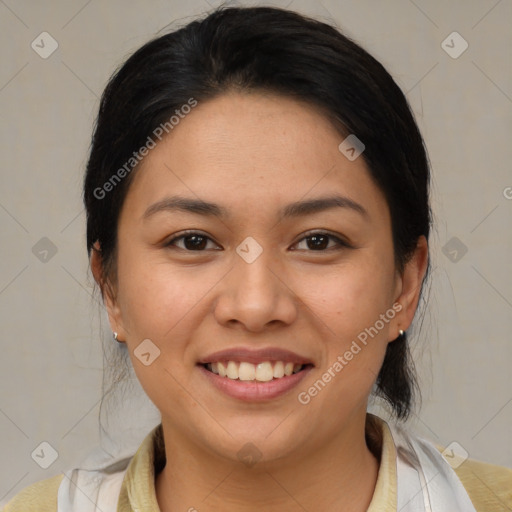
[121,91,388,221]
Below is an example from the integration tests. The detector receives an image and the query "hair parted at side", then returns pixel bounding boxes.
[84,5,431,421]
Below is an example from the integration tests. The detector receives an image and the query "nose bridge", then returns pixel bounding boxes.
[233,235,280,303]
[214,235,297,330]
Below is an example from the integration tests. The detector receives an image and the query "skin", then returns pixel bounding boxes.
[91,91,428,511]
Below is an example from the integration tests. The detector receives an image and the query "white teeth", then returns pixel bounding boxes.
[206,361,305,381]
[255,362,274,382]
[273,361,284,378]
[239,362,256,381]
[226,361,238,379]
[217,361,227,377]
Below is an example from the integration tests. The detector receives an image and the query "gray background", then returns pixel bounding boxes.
[1,0,511,504]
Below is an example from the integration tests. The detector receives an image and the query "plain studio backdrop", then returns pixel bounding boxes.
[0,0,511,505]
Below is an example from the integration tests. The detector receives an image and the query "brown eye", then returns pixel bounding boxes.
[293,231,350,251]
[165,231,219,251]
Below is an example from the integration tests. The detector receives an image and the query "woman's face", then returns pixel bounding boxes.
[98,91,425,463]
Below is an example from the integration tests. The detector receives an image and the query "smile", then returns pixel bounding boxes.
[203,361,308,382]
[198,347,314,401]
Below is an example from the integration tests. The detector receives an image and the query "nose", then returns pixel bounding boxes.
[213,246,298,333]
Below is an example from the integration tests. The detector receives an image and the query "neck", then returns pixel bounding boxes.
[155,412,381,512]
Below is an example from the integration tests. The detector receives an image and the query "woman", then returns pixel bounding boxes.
[3,6,510,512]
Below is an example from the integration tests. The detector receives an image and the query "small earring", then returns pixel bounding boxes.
[113,331,119,341]
[399,329,404,337]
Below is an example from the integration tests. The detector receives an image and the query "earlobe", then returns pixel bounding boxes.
[393,236,429,334]
[104,294,126,343]
[90,241,127,342]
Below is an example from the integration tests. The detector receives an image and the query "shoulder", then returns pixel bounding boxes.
[455,458,512,511]
[1,473,64,512]
[437,447,512,511]
[378,416,511,511]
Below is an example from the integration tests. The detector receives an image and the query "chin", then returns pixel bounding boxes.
[204,416,308,465]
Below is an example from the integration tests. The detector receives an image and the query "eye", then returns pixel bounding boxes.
[164,231,220,251]
[164,230,351,252]
[292,231,351,251]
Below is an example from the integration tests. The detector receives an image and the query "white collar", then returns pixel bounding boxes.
[57,417,476,512]
[387,420,476,511]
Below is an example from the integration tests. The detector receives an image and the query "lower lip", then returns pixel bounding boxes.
[198,365,313,402]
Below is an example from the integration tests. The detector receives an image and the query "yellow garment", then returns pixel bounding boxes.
[3,415,511,511]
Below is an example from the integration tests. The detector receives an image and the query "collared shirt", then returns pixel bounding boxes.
[3,414,511,511]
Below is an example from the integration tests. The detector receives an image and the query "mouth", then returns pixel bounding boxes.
[197,348,314,401]
[201,361,313,382]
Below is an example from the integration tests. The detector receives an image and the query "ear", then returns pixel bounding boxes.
[90,241,128,343]
[392,235,429,337]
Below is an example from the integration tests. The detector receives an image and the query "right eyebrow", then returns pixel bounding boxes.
[142,196,230,221]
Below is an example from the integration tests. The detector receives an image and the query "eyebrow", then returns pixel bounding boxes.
[142,194,368,221]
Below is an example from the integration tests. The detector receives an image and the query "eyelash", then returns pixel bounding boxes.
[164,230,352,252]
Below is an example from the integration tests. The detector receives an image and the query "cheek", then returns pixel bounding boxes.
[299,256,396,340]
[114,254,209,409]
[294,262,395,428]
[116,250,224,347]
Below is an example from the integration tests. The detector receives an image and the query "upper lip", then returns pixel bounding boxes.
[198,347,314,366]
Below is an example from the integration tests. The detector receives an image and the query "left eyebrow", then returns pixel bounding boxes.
[279,195,368,220]
[142,194,368,221]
